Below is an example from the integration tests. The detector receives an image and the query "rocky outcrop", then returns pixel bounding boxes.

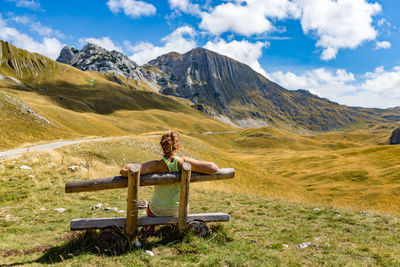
[389,128,400,144]
[57,45,80,65]
[57,43,146,81]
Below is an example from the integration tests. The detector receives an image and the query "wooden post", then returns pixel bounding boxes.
[178,162,191,234]
[126,164,140,237]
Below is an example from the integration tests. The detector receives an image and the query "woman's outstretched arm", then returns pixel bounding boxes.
[179,157,219,174]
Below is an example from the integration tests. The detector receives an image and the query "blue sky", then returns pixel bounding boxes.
[1,0,400,108]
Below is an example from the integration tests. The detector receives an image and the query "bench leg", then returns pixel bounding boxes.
[178,162,191,234]
[126,164,140,237]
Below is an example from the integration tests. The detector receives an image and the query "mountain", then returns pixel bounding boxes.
[145,48,393,130]
[56,44,399,131]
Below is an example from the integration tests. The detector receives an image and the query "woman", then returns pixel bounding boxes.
[120,130,219,217]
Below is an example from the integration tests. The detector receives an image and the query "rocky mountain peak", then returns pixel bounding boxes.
[56,43,144,80]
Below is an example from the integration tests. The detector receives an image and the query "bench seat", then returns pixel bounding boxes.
[70,212,230,230]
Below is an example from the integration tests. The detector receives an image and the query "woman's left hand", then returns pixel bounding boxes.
[120,164,130,177]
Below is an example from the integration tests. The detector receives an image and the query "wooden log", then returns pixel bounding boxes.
[70,213,230,230]
[126,164,140,236]
[65,168,235,193]
[178,162,191,234]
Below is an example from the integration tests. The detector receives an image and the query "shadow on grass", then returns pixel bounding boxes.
[0,224,231,266]
[34,224,232,264]
[35,225,184,264]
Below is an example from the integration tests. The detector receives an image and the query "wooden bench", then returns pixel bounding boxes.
[65,163,235,236]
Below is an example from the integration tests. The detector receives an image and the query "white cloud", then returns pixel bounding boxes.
[269,66,400,108]
[168,0,200,15]
[374,41,391,50]
[199,0,300,36]
[0,14,63,59]
[11,16,64,38]
[361,66,400,98]
[7,0,42,11]
[126,26,196,65]
[377,18,391,27]
[297,0,381,60]
[199,0,381,60]
[106,0,156,18]
[204,39,268,76]
[269,68,357,101]
[78,36,123,52]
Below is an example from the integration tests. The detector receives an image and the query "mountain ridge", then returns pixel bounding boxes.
[24,41,400,130]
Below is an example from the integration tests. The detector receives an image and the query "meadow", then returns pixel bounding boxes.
[1,132,400,266]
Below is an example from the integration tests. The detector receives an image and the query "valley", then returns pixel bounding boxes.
[1,40,400,265]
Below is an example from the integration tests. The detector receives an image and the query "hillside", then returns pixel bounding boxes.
[0,40,233,149]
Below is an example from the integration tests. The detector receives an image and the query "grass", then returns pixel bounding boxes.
[1,137,400,266]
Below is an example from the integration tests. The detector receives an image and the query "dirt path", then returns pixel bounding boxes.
[0,137,113,158]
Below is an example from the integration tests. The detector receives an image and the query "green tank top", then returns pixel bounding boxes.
[148,156,180,216]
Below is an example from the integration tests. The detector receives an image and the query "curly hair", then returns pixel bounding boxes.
[160,130,181,159]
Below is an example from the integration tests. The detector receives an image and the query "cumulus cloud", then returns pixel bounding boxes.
[269,66,400,108]
[7,0,42,11]
[0,14,63,59]
[10,16,64,38]
[374,41,391,50]
[78,36,123,52]
[269,68,357,100]
[168,0,200,15]
[361,66,400,98]
[199,0,381,60]
[204,39,268,76]
[199,0,300,36]
[106,0,156,18]
[298,0,381,60]
[126,26,196,65]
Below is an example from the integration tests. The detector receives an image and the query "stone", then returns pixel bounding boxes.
[91,203,102,210]
[361,211,368,215]
[67,165,79,171]
[54,208,66,212]
[39,207,46,211]
[313,208,320,211]
[48,162,55,167]
[389,128,400,145]
[145,250,155,256]
[282,244,289,248]
[104,207,118,212]
[20,165,32,170]
[299,242,311,248]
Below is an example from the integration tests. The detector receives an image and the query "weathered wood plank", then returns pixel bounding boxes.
[70,213,230,230]
[65,168,235,193]
[178,162,191,233]
[126,164,140,236]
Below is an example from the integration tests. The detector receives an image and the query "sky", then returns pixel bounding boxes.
[0,0,400,109]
